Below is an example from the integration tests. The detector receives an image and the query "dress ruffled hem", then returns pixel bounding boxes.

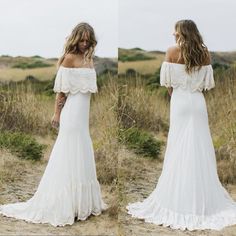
[0,180,108,227]
[53,87,98,94]
[126,201,236,231]
[0,206,108,227]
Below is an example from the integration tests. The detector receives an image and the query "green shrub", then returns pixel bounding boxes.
[125,68,138,77]
[0,131,46,160]
[12,60,53,69]
[119,53,155,62]
[31,55,42,59]
[212,62,230,71]
[119,127,161,159]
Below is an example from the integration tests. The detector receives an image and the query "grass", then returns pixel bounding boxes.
[118,58,164,75]
[119,53,155,62]
[119,127,162,159]
[206,66,236,184]
[118,75,169,134]
[0,131,46,160]
[0,82,54,135]
[12,60,53,69]
[89,74,118,218]
[0,149,34,193]
[90,74,118,185]
[0,66,57,82]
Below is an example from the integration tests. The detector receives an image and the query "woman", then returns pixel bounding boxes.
[126,19,236,231]
[0,22,107,227]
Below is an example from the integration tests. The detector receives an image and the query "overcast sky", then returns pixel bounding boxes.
[1,0,235,58]
[119,0,236,52]
[0,0,118,58]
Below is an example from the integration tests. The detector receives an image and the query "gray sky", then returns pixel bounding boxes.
[119,0,236,52]
[0,0,118,58]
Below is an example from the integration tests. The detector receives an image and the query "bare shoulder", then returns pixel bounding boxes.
[165,45,181,63]
[166,45,180,54]
[61,53,76,68]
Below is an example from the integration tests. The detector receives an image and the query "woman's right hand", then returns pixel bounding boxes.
[51,113,60,129]
[168,87,173,96]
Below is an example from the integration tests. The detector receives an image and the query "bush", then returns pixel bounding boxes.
[212,62,230,71]
[12,60,53,69]
[0,131,46,160]
[119,53,155,62]
[119,127,162,159]
[25,75,39,82]
[125,68,138,77]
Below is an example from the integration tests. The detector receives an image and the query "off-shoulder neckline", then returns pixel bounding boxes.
[162,61,212,67]
[59,65,95,70]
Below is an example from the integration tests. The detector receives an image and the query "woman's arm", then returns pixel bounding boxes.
[51,53,74,128]
[165,47,176,96]
[54,92,67,115]
[51,92,67,129]
[167,87,173,96]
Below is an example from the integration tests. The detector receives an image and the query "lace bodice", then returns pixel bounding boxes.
[53,66,98,95]
[160,62,215,92]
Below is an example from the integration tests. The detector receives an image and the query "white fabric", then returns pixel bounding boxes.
[0,68,107,227]
[126,62,236,231]
[53,66,98,95]
[160,62,215,92]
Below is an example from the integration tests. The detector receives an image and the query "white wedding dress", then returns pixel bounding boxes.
[0,66,108,227]
[126,62,236,231]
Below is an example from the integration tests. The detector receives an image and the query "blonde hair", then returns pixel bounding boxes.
[175,19,210,73]
[57,22,97,68]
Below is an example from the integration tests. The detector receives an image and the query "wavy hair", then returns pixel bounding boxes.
[57,22,97,67]
[175,19,210,73]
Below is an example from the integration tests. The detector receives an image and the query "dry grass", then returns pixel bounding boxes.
[0,83,54,135]
[90,75,118,185]
[0,66,56,82]
[0,149,26,188]
[118,57,164,75]
[89,75,118,218]
[206,66,236,184]
[118,75,169,134]
[0,148,45,198]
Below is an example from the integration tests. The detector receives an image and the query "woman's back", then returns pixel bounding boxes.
[165,45,211,66]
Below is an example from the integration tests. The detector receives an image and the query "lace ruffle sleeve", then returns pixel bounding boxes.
[160,62,215,92]
[160,62,172,88]
[53,66,98,95]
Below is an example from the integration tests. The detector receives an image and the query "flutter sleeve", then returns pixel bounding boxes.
[53,67,98,95]
[53,67,70,95]
[203,65,215,91]
[160,62,172,88]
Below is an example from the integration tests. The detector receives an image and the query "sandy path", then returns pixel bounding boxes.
[118,146,236,236]
[0,138,117,236]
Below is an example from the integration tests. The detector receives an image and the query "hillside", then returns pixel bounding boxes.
[0,55,117,82]
[118,47,236,75]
